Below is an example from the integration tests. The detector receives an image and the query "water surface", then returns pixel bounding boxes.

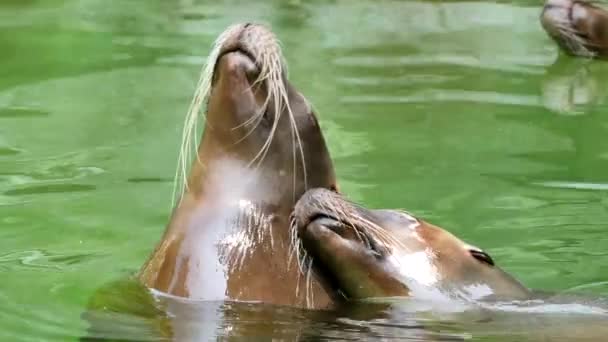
[2,0,608,340]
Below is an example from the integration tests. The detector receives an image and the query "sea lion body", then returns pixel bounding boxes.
[292,188,531,302]
[139,24,337,308]
[541,0,608,58]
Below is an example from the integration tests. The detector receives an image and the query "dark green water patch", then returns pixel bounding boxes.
[0,108,49,118]
[0,147,21,156]
[126,177,172,184]
[4,183,96,196]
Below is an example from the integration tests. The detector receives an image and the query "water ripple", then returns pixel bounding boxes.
[0,107,49,118]
[341,90,540,107]
[157,55,207,66]
[567,281,608,293]
[0,292,83,342]
[4,183,96,196]
[534,181,608,191]
[127,177,172,184]
[336,74,458,86]
[0,249,100,271]
[333,54,547,74]
[0,147,20,156]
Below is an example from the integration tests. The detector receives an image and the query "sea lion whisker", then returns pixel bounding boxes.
[288,212,308,275]
[351,214,411,252]
[246,108,279,169]
[231,105,263,131]
[563,33,595,56]
[233,110,266,146]
[346,216,367,244]
[314,197,411,254]
[247,72,288,170]
[278,86,308,196]
[290,120,298,203]
[305,257,314,308]
[291,221,311,278]
[561,24,605,49]
[173,25,243,202]
[550,22,597,57]
[299,248,309,275]
[316,200,388,251]
[288,217,301,270]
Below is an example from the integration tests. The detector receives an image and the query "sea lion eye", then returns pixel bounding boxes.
[469,248,495,266]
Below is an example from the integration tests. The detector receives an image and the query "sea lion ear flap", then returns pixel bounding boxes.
[465,244,495,266]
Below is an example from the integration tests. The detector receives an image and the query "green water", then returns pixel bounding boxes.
[2,0,608,340]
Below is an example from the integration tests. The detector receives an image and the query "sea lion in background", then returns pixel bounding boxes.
[291,188,531,302]
[541,0,608,58]
[138,23,338,309]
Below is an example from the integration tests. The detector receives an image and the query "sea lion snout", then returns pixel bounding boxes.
[293,188,342,230]
[215,51,258,85]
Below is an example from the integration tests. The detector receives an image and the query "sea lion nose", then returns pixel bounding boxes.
[216,51,257,83]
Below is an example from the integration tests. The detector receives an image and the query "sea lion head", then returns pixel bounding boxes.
[541,0,608,58]
[292,188,531,302]
[177,23,336,201]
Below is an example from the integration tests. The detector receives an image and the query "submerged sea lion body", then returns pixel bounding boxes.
[541,0,608,58]
[139,24,337,308]
[292,188,531,302]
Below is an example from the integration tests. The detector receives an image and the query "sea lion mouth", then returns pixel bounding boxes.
[300,211,387,259]
[304,212,339,230]
[219,47,257,65]
[213,47,260,86]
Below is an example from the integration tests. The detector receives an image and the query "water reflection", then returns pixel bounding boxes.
[3,0,608,341]
[81,277,462,341]
[497,56,608,186]
[81,277,608,341]
[541,56,608,115]
[82,278,323,341]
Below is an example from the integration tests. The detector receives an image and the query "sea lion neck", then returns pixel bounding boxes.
[184,155,284,203]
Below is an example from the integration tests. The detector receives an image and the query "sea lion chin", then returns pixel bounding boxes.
[138,24,338,309]
[541,0,608,58]
[292,188,531,302]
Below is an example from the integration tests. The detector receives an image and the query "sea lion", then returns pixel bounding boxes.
[291,188,531,302]
[138,24,338,309]
[541,0,608,58]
